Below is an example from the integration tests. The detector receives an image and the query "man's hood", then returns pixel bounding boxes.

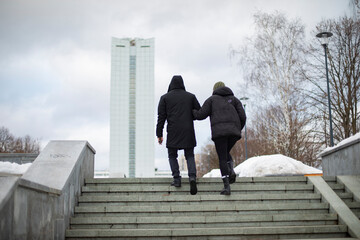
[213,86,234,96]
[168,75,186,92]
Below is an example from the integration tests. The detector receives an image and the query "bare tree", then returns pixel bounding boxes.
[0,126,40,153]
[196,142,218,177]
[230,11,320,165]
[0,127,14,153]
[306,16,360,144]
[349,0,360,19]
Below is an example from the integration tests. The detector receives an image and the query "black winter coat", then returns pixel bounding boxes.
[156,76,201,149]
[193,86,246,140]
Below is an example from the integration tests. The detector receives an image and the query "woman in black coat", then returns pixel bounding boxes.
[193,82,246,195]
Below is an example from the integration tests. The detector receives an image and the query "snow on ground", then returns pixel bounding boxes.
[321,131,360,156]
[203,154,322,178]
[0,162,32,175]
[203,168,222,178]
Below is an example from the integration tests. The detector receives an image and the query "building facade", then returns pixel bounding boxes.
[110,37,155,178]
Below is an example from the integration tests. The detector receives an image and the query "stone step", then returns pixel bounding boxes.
[65,225,348,239]
[347,202,360,209]
[348,197,360,219]
[78,199,322,207]
[78,193,322,206]
[334,191,356,205]
[75,203,329,215]
[81,183,316,194]
[84,182,311,189]
[327,182,346,190]
[69,219,339,229]
[86,176,308,185]
[337,192,354,201]
[70,213,338,229]
[325,176,360,221]
[286,238,356,240]
[323,176,337,182]
[324,177,353,197]
[75,209,331,218]
[66,176,357,239]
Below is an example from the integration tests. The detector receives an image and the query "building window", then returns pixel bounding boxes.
[129,55,136,178]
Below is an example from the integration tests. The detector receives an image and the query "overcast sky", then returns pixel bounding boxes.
[0,0,350,171]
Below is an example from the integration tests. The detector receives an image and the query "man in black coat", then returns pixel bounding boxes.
[156,75,200,195]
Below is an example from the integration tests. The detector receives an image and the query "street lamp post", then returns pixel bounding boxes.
[316,32,334,147]
[207,151,210,172]
[240,97,249,160]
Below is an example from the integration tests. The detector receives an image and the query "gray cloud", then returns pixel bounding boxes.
[0,0,349,170]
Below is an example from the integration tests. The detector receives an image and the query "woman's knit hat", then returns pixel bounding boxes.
[213,81,225,91]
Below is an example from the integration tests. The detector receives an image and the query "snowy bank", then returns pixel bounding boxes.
[203,154,322,178]
[0,162,32,176]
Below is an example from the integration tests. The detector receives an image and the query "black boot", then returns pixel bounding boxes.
[228,161,236,184]
[189,177,197,195]
[171,176,181,187]
[220,177,231,195]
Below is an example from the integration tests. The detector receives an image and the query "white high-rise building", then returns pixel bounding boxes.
[110,37,155,178]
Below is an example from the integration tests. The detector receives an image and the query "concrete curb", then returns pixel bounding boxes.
[308,176,360,238]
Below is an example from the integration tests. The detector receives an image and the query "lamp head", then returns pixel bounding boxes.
[316,32,333,46]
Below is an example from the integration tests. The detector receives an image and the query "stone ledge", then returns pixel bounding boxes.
[19,140,95,195]
[320,134,360,157]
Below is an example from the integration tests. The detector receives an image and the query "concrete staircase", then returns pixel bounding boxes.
[66,176,357,239]
[325,176,360,220]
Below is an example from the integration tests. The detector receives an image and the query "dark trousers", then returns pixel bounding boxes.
[168,148,197,179]
[213,136,238,177]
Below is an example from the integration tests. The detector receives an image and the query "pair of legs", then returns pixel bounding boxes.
[168,147,197,195]
[213,136,238,195]
[168,147,197,179]
[213,136,238,177]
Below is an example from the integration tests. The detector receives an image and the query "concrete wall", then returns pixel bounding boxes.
[0,140,95,240]
[0,176,18,239]
[320,137,360,176]
[0,153,39,164]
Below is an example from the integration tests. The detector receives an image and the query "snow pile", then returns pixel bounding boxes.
[235,154,322,177]
[321,131,360,156]
[0,162,32,175]
[203,168,222,178]
[203,154,322,178]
